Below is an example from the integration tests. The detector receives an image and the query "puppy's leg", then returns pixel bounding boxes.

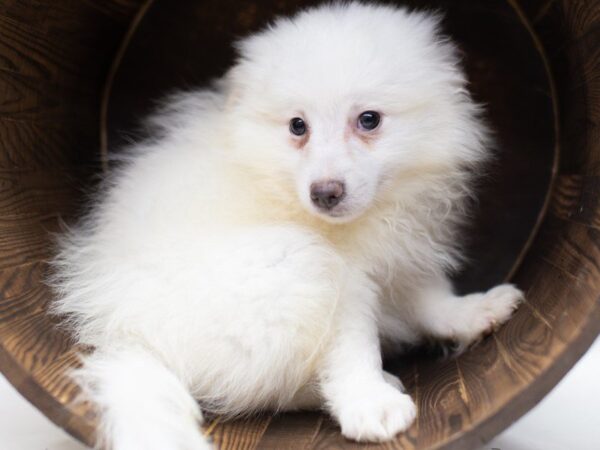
[77,346,210,450]
[414,278,524,350]
[319,271,416,442]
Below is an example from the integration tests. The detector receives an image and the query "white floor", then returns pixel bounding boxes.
[1,337,599,450]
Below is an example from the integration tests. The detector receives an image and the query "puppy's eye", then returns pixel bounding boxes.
[289,117,307,136]
[358,111,381,131]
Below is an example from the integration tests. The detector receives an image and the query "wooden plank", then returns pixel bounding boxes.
[0,309,70,373]
[0,169,83,218]
[550,174,600,230]
[0,13,87,82]
[0,226,53,270]
[554,1,600,173]
[0,0,145,445]
[31,347,97,427]
[209,415,272,450]
[0,70,97,122]
[253,412,322,450]
[532,215,600,292]
[0,119,96,168]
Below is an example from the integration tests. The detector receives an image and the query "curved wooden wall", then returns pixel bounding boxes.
[0,0,145,443]
[0,1,599,449]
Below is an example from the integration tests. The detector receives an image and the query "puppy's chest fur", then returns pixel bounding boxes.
[315,204,455,282]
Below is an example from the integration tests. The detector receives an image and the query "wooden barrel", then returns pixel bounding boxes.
[1,1,598,448]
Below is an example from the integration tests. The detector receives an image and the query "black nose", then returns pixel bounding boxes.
[310,180,345,210]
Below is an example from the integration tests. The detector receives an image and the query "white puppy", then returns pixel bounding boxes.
[50,2,523,449]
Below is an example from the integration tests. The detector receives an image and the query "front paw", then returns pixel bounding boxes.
[336,381,416,442]
[383,370,406,392]
[455,283,524,348]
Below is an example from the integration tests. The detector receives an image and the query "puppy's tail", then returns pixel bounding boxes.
[75,346,212,450]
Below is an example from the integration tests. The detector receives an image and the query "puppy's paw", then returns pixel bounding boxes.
[476,284,523,333]
[383,370,406,393]
[455,283,523,348]
[337,381,416,442]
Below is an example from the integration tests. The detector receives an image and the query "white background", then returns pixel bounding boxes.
[1,337,599,450]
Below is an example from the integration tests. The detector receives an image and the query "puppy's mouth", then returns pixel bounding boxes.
[310,200,364,224]
[317,204,347,217]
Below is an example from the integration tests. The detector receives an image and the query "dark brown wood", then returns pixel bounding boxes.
[0,0,599,449]
[0,0,145,445]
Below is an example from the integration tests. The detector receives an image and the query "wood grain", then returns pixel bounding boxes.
[0,0,599,449]
[0,0,145,445]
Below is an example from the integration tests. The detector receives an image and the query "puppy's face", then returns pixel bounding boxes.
[225,4,482,224]
[228,89,391,224]
[280,103,387,223]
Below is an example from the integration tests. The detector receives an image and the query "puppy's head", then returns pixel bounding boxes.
[224,2,487,223]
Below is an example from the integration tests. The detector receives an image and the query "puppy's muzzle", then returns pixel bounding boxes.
[310,180,345,210]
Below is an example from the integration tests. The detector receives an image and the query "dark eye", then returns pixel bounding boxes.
[289,117,307,136]
[358,111,381,131]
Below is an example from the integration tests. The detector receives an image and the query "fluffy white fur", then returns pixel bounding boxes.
[49,3,523,449]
